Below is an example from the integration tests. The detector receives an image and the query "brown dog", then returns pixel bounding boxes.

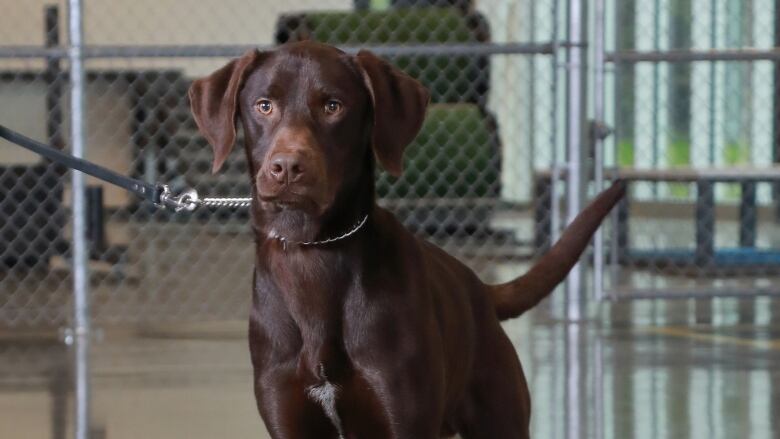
[189,41,624,439]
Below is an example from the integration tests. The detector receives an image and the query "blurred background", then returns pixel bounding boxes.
[0,0,779,438]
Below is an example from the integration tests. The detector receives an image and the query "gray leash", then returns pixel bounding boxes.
[0,123,251,212]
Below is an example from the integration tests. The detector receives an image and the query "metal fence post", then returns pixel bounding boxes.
[565,0,586,321]
[592,0,607,304]
[550,0,561,250]
[564,1,588,438]
[67,1,91,439]
[592,1,607,437]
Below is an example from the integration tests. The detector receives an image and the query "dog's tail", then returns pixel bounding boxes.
[489,181,626,321]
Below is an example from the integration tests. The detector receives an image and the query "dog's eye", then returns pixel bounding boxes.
[324,100,342,115]
[255,99,273,115]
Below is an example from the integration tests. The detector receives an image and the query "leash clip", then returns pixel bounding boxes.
[157,185,200,212]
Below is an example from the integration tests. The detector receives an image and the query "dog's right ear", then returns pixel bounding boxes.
[189,49,263,173]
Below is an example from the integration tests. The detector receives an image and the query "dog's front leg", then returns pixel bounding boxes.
[254,366,340,439]
[345,353,445,439]
[342,309,447,439]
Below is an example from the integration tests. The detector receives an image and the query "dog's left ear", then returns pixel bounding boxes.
[356,50,430,177]
[189,49,263,174]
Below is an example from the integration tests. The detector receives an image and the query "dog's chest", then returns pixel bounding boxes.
[255,252,354,436]
[258,250,355,373]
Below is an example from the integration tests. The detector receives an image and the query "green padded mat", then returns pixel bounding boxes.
[276,8,490,104]
[376,103,500,199]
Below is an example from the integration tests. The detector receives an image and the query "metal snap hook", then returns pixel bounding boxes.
[159,185,201,212]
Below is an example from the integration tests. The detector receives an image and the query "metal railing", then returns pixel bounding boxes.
[595,0,780,302]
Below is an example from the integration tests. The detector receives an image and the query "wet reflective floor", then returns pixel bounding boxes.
[1,297,779,439]
[521,297,780,439]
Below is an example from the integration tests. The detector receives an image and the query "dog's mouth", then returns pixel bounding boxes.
[257,189,327,215]
[255,192,327,243]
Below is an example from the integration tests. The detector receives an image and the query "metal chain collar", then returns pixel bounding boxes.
[275,214,369,250]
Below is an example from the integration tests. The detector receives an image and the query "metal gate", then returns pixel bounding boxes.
[593,0,780,302]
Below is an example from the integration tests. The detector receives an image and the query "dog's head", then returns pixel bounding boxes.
[189,41,429,241]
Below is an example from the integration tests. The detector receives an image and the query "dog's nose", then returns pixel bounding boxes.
[268,153,304,184]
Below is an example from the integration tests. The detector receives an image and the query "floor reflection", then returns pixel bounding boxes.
[522,298,780,439]
[1,298,779,438]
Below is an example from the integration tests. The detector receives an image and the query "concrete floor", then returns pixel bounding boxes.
[1,297,779,439]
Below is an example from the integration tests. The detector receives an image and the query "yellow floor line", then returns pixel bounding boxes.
[642,326,780,351]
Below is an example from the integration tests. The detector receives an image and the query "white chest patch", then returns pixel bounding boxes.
[306,381,345,438]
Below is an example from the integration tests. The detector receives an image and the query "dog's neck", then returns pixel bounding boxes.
[270,214,369,249]
[252,162,376,255]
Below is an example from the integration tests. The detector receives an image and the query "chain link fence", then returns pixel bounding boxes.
[0,0,563,328]
[10,0,780,436]
[5,0,779,438]
[1,0,570,437]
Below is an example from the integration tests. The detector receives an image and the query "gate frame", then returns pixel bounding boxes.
[594,1,780,302]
